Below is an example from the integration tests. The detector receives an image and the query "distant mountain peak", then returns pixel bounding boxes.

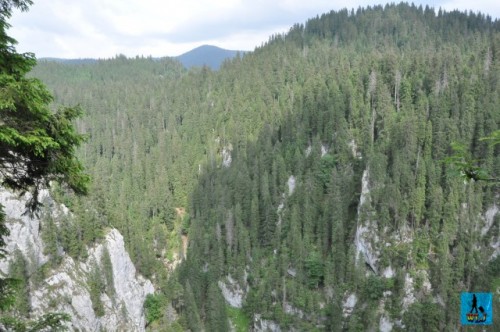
[175,45,245,70]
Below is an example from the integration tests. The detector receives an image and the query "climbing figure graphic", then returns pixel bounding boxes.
[470,294,478,314]
[461,292,493,325]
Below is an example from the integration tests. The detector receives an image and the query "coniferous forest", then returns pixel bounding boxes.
[4,2,499,331]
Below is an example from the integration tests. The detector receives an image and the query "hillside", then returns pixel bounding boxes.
[39,58,98,65]
[176,45,243,69]
[173,4,500,331]
[13,3,500,331]
[38,44,242,70]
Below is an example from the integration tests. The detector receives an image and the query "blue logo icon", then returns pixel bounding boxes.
[460,292,493,325]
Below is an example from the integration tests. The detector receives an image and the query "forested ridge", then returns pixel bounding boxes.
[23,3,500,331]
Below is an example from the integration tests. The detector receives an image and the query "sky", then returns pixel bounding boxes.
[8,0,500,59]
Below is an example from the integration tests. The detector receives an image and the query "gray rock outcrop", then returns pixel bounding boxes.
[0,188,154,331]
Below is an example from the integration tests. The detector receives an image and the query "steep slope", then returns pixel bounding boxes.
[0,189,153,331]
[176,45,243,69]
[175,4,500,331]
[26,3,500,331]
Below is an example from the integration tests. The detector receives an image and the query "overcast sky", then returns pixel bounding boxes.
[8,0,500,59]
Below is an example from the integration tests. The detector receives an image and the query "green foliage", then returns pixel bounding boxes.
[0,276,20,311]
[305,251,324,289]
[101,247,115,297]
[362,275,385,302]
[227,306,251,332]
[18,2,500,330]
[443,129,500,183]
[0,68,89,212]
[180,213,190,235]
[401,301,443,332]
[144,293,165,325]
[88,262,105,317]
[0,205,7,260]
[479,129,500,146]
[183,281,203,331]
[0,208,19,315]
[169,5,500,329]
[41,214,59,262]
[317,153,336,191]
[1,313,71,331]
[442,142,491,182]
[205,283,229,331]
[8,250,30,315]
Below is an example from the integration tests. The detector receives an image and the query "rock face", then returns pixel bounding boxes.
[0,188,154,331]
[287,176,296,195]
[379,315,393,332]
[0,189,49,273]
[31,229,154,331]
[349,169,499,330]
[482,204,499,259]
[342,293,357,318]
[253,314,281,332]
[354,169,380,273]
[218,274,245,308]
[222,146,232,168]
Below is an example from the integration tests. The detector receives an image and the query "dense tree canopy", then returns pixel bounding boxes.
[15,2,500,331]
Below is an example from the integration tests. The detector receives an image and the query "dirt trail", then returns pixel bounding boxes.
[181,234,188,259]
[175,207,185,218]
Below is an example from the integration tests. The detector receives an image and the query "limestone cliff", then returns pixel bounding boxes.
[0,189,154,331]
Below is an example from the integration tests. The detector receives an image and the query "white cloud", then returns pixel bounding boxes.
[7,0,500,58]
[440,0,500,17]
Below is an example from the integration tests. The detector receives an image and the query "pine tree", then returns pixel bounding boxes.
[183,281,203,331]
[0,2,86,328]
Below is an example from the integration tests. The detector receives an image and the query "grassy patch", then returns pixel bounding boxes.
[227,306,250,332]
